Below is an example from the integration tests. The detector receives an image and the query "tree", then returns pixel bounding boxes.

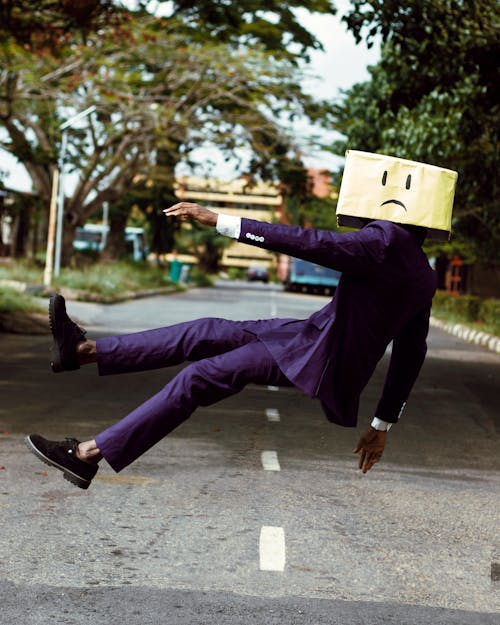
[176,222,231,274]
[336,0,499,262]
[1,5,337,265]
[0,11,334,265]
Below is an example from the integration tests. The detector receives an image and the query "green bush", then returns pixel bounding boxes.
[0,287,45,314]
[478,299,500,335]
[56,261,174,296]
[432,291,481,323]
[0,260,43,284]
[432,290,499,336]
[227,266,247,280]
[188,266,214,287]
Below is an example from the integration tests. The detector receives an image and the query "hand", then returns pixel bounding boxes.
[353,427,386,474]
[163,202,218,227]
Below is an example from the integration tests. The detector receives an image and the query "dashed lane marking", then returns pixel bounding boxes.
[270,290,277,318]
[259,526,286,571]
[265,408,280,422]
[261,450,281,471]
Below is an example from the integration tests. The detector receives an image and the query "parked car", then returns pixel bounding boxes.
[247,265,270,283]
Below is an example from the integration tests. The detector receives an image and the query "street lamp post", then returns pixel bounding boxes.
[44,105,96,284]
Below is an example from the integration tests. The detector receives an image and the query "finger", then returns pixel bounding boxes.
[163,208,182,217]
[363,454,381,473]
[163,203,183,213]
[358,450,366,470]
[361,452,370,473]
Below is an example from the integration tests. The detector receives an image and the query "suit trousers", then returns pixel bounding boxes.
[94,318,293,472]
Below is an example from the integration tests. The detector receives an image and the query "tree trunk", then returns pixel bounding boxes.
[198,243,221,274]
[12,204,31,258]
[61,220,78,267]
[102,210,128,261]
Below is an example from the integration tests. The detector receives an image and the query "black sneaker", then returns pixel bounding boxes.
[49,294,86,372]
[25,434,98,489]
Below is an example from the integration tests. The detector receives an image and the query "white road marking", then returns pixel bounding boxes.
[270,290,277,318]
[267,385,279,391]
[259,526,286,572]
[261,450,281,471]
[265,408,280,422]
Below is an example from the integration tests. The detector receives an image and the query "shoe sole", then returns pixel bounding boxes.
[48,296,63,373]
[24,435,91,490]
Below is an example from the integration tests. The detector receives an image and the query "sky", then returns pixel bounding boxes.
[1,1,380,192]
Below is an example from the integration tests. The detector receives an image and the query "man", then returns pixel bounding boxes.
[26,151,457,489]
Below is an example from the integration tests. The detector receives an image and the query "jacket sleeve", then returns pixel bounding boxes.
[239,218,391,274]
[374,306,431,423]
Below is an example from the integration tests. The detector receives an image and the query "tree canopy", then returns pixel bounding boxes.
[337,0,499,263]
[147,0,334,62]
[0,0,121,50]
[0,3,336,264]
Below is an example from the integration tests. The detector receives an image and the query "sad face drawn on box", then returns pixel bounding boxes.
[380,168,412,211]
[336,150,458,240]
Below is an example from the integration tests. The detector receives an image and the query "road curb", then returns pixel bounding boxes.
[55,284,179,304]
[430,317,500,355]
[0,278,180,304]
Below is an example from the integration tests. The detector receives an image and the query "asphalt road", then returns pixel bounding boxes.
[0,282,499,624]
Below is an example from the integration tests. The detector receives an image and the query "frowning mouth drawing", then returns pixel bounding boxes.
[380,199,407,211]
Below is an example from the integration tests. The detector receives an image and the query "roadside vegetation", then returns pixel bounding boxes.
[0,259,177,303]
[0,286,45,314]
[432,291,500,337]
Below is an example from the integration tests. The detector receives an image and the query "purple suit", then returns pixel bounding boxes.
[95,219,436,472]
[238,218,436,427]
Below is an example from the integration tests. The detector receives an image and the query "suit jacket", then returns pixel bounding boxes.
[239,218,437,427]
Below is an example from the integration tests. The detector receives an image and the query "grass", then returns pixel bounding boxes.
[0,286,45,314]
[0,259,44,284]
[56,260,176,297]
[431,291,499,337]
[0,258,178,298]
[0,257,215,303]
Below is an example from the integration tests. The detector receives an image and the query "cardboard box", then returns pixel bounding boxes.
[336,150,458,239]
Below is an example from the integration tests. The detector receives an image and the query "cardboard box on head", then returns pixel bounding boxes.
[336,150,458,240]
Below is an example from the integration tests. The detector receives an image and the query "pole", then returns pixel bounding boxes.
[101,201,109,249]
[54,129,68,278]
[43,169,59,287]
[53,105,96,278]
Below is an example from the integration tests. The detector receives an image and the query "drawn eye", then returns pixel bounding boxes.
[406,174,411,190]
[382,171,387,186]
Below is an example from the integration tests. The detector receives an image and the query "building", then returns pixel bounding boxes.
[174,175,284,270]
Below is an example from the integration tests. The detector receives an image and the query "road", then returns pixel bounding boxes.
[0,282,499,624]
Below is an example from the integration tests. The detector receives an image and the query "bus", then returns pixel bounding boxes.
[73,224,147,262]
[284,257,341,295]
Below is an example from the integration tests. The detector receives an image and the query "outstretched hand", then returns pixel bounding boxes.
[353,427,386,474]
[163,202,218,227]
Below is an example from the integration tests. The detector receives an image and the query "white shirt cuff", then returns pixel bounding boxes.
[371,417,393,431]
[216,214,241,239]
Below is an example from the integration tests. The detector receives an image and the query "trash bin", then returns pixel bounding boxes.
[169,259,182,282]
